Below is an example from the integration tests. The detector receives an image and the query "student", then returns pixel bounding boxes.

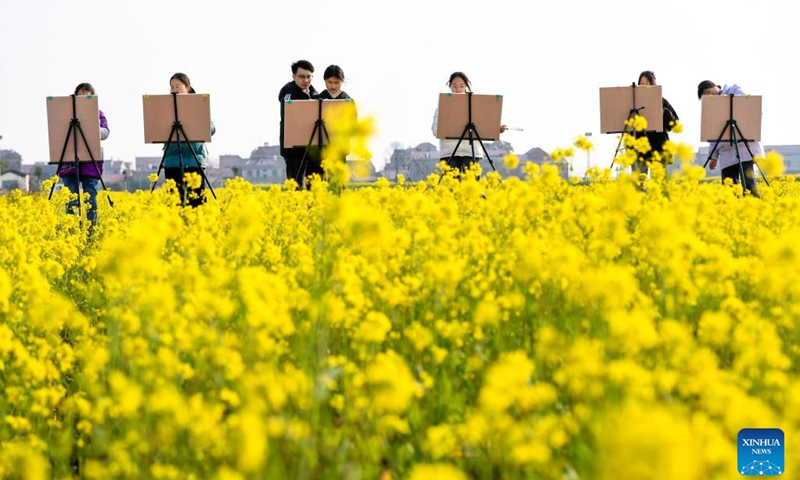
[697,79,762,198]
[431,71,507,176]
[278,59,320,189]
[59,82,109,226]
[318,65,351,100]
[163,72,215,207]
[318,65,356,165]
[633,71,679,177]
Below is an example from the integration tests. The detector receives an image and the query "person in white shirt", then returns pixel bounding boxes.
[697,80,762,198]
[432,72,507,178]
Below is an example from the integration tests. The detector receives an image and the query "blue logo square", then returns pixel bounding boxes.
[738,428,784,476]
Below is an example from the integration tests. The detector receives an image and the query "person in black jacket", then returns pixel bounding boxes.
[278,59,319,189]
[318,65,351,100]
[318,65,356,165]
[633,70,679,177]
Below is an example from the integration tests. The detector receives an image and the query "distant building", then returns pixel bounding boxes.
[381,142,439,182]
[250,143,282,162]
[348,156,378,182]
[241,157,284,184]
[0,149,23,172]
[1,169,30,192]
[379,142,562,181]
[20,162,57,192]
[135,156,163,172]
[220,154,247,170]
[218,142,379,186]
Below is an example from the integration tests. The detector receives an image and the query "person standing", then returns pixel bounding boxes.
[318,65,356,165]
[278,59,320,188]
[432,72,482,175]
[318,64,351,101]
[163,72,215,207]
[431,71,507,178]
[633,71,679,177]
[697,80,762,198]
[59,82,109,226]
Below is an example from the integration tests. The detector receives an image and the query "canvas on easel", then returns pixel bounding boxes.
[46,95,101,163]
[283,98,355,148]
[143,94,212,143]
[700,94,762,142]
[599,85,663,133]
[436,93,503,141]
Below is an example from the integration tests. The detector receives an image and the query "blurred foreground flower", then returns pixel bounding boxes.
[756,151,785,178]
[550,147,574,163]
[184,172,202,189]
[503,153,520,170]
[574,135,594,152]
[627,114,648,132]
[322,158,350,189]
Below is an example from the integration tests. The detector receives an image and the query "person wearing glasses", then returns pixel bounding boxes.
[163,72,215,207]
[278,59,320,189]
[59,82,109,226]
[431,71,507,177]
[697,79,762,198]
[632,70,679,179]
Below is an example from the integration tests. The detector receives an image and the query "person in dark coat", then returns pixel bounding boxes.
[278,59,320,189]
[633,70,679,177]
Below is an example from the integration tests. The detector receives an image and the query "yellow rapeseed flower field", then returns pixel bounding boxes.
[1,140,800,479]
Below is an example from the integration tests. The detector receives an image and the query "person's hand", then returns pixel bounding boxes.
[500,124,508,133]
[709,157,718,170]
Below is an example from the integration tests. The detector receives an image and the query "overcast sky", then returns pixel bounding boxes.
[1,0,796,174]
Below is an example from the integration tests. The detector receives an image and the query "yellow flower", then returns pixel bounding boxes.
[353,311,392,343]
[474,297,501,327]
[593,402,702,480]
[183,171,202,189]
[423,424,459,459]
[366,350,419,414]
[614,146,639,167]
[329,394,345,411]
[511,441,551,465]
[755,150,785,178]
[478,351,536,413]
[550,147,574,163]
[322,157,351,188]
[407,463,468,480]
[627,114,648,132]
[697,311,732,347]
[0,443,50,480]
[574,134,594,152]
[503,153,520,170]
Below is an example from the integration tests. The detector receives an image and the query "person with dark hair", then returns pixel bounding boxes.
[163,72,215,207]
[431,72,507,176]
[278,59,320,189]
[318,65,356,165]
[59,82,109,226]
[318,65,351,100]
[697,79,762,198]
[633,70,679,177]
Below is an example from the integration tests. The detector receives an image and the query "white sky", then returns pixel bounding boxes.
[1,0,796,174]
